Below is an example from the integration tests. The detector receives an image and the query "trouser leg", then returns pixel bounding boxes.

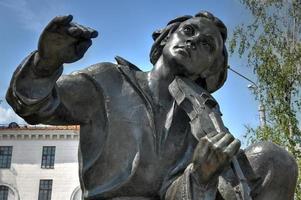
[218,141,298,200]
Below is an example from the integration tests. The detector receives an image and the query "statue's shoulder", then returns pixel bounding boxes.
[82,56,141,76]
[79,57,141,88]
[114,56,141,72]
[82,62,119,76]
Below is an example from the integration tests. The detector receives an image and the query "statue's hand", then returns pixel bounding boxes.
[191,132,241,184]
[36,15,98,71]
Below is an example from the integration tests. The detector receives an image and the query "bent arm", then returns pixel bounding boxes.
[6,51,103,125]
[165,164,218,200]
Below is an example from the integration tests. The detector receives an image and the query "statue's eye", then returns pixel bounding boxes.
[200,38,215,52]
[182,25,195,36]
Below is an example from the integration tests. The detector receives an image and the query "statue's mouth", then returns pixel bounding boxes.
[174,45,191,58]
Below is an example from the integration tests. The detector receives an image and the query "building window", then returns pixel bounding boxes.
[38,180,52,200]
[0,146,12,168]
[41,146,55,169]
[0,185,8,200]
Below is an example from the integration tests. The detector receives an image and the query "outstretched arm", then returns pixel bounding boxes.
[6,15,99,125]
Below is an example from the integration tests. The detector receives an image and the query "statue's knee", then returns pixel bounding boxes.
[244,141,298,199]
[244,141,297,175]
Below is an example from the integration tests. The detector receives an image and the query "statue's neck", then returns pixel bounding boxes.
[146,57,176,105]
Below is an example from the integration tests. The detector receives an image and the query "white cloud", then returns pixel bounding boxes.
[0,0,42,32]
[0,105,25,125]
[0,0,68,32]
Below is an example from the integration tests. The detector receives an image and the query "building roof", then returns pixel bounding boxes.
[0,123,80,140]
[0,123,80,131]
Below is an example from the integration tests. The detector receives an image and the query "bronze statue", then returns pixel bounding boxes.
[6,12,298,200]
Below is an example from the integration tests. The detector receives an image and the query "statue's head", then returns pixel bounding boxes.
[150,11,228,93]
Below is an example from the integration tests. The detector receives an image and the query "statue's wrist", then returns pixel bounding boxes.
[32,52,62,77]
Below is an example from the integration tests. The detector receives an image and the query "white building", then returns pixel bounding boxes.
[0,123,82,200]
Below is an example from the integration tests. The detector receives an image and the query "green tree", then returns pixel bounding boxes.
[229,0,301,198]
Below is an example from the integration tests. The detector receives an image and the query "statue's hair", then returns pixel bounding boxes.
[149,11,228,93]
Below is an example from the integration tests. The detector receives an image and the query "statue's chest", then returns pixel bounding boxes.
[126,110,194,194]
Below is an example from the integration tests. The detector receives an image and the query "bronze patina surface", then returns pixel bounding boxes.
[7,12,297,200]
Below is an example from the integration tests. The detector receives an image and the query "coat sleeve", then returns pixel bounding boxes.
[164,163,218,200]
[6,51,105,125]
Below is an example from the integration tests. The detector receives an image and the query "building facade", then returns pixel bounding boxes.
[0,124,81,200]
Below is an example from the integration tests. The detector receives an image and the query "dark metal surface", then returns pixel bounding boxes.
[6,11,298,200]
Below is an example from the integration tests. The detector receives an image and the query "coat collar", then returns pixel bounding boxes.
[116,63,159,154]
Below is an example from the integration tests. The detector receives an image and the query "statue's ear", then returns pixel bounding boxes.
[201,58,220,78]
[204,56,227,93]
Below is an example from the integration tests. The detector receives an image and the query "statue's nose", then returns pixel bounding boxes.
[185,40,196,50]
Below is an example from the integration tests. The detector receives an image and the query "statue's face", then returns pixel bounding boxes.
[162,17,223,79]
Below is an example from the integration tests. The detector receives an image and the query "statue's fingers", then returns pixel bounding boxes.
[52,15,73,25]
[45,15,73,32]
[71,22,98,39]
[68,26,83,38]
[210,132,226,143]
[223,139,241,158]
[207,131,218,138]
[76,39,92,58]
[85,26,98,38]
[214,133,235,150]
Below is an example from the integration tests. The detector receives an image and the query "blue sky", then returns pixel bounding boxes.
[0,0,260,144]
